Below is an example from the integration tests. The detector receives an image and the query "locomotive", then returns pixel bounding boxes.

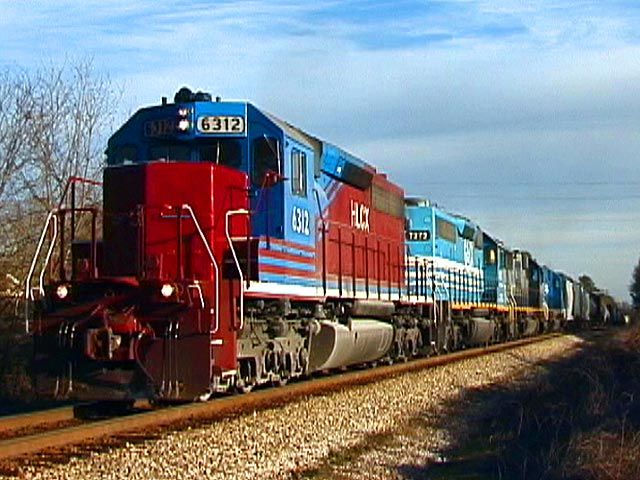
[24,88,603,402]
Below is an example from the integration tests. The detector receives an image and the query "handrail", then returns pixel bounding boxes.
[24,210,59,333]
[179,204,221,334]
[57,176,102,209]
[508,288,517,322]
[225,209,250,331]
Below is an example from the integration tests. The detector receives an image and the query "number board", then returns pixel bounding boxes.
[406,230,431,241]
[197,116,246,134]
[144,119,176,137]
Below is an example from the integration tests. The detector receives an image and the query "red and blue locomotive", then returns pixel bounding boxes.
[26,88,414,401]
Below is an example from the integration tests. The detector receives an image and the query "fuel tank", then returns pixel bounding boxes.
[466,318,495,345]
[308,319,394,371]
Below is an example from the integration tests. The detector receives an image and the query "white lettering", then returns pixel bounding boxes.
[463,240,473,266]
[350,200,370,232]
[291,206,310,235]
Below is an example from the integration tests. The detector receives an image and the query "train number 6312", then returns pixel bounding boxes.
[291,206,310,236]
[197,115,245,134]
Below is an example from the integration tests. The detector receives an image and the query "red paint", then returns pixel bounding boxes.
[103,162,249,374]
[319,174,405,298]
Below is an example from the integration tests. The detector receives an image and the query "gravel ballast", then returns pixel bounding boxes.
[9,335,583,480]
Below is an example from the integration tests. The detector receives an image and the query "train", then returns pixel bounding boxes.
[24,87,614,402]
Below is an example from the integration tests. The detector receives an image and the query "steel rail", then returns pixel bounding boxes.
[0,407,75,435]
[0,333,563,462]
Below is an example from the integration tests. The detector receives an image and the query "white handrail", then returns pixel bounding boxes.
[225,209,249,331]
[180,204,220,334]
[24,210,58,333]
[39,217,60,298]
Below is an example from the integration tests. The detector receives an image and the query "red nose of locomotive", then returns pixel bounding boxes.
[33,162,249,401]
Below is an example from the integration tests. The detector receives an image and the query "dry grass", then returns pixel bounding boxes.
[560,325,640,480]
[428,325,640,480]
[564,429,640,480]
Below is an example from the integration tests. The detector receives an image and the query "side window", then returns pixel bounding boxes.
[484,248,496,265]
[436,217,456,242]
[291,148,307,197]
[505,252,514,270]
[252,136,280,186]
[474,229,483,248]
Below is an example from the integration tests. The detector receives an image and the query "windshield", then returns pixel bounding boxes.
[107,139,243,168]
[198,139,242,168]
[149,144,190,162]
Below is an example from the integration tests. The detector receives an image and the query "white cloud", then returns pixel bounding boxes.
[2,0,640,299]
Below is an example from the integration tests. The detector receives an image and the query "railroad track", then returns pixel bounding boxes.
[0,407,77,438]
[0,333,561,469]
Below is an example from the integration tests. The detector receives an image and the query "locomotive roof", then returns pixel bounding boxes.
[262,109,377,174]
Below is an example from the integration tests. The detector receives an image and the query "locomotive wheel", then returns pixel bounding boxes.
[271,376,288,388]
[236,379,255,394]
[436,322,454,354]
[237,359,256,393]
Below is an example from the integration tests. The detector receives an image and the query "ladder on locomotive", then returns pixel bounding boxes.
[24,177,102,333]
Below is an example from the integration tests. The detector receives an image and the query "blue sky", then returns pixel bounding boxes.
[1,0,639,299]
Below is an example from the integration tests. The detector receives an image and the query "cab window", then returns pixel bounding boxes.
[291,148,307,197]
[436,218,456,242]
[474,229,483,248]
[484,248,496,265]
[252,136,280,186]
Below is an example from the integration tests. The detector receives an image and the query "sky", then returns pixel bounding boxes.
[1,0,639,300]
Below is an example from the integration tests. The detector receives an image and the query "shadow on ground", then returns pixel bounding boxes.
[399,328,640,480]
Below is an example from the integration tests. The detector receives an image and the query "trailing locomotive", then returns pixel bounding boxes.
[25,88,608,402]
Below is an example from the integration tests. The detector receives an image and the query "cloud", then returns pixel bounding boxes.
[2,0,640,299]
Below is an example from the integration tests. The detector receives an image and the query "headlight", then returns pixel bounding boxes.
[56,284,70,299]
[177,118,191,131]
[160,283,175,298]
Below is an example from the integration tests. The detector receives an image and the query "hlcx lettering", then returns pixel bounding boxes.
[350,200,370,232]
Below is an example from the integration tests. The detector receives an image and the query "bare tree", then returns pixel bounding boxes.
[0,70,33,205]
[0,60,119,400]
[630,257,640,309]
[579,274,597,294]
[0,60,120,297]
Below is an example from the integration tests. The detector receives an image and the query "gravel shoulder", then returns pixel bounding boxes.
[7,335,583,480]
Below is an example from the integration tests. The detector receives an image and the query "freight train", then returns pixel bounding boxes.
[24,88,612,401]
